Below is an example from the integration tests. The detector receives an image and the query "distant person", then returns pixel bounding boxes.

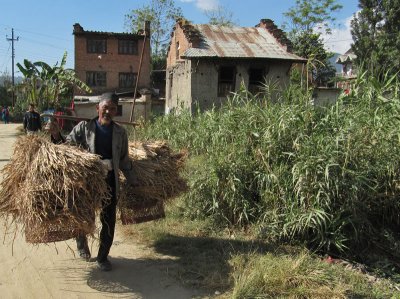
[23,104,42,134]
[2,106,10,124]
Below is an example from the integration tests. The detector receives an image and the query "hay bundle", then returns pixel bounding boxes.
[119,141,188,224]
[0,135,109,243]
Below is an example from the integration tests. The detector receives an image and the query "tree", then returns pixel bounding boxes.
[351,0,400,78]
[0,72,13,107]
[125,0,183,58]
[204,5,237,27]
[294,32,336,87]
[283,0,343,37]
[16,52,91,109]
[283,0,342,87]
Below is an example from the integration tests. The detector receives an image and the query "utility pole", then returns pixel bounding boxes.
[6,28,19,108]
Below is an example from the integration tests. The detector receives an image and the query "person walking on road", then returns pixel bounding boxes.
[47,92,138,272]
[2,106,10,124]
[23,104,42,134]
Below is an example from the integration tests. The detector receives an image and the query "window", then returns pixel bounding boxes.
[176,41,180,60]
[218,66,235,97]
[87,39,107,53]
[119,72,137,88]
[248,68,265,94]
[118,40,138,55]
[86,72,106,87]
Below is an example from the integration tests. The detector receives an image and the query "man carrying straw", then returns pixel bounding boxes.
[47,92,137,271]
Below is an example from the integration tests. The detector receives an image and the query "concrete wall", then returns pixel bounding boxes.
[166,58,293,113]
[312,88,341,107]
[74,33,151,96]
[73,95,153,122]
[166,60,192,113]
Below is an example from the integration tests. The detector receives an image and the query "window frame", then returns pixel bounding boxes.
[248,68,265,94]
[119,72,137,88]
[86,71,107,87]
[87,38,107,54]
[118,39,138,55]
[218,66,236,97]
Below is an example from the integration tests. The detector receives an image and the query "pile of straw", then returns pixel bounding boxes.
[119,141,188,224]
[0,135,109,243]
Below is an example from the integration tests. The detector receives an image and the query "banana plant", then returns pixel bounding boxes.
[16,59,41,107]
[16,52,91,109]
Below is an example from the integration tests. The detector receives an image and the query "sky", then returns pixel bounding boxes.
[0,0,359,75]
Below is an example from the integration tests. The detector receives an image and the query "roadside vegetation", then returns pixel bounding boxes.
[127,72,400,297]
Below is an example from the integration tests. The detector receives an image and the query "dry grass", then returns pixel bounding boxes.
[119,141,188,224]
[0,135,109,243]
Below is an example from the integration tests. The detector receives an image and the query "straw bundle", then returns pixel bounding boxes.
[119,141,188,224]
[0,135,109,243]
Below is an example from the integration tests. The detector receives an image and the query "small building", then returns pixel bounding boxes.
[73,23,151,96]
[336,49,357,92]
[312,87,341,107]
[166,19,305,113]
[71,90,164,123]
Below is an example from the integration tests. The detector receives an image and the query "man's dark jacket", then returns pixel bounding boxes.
[23,111,42,132]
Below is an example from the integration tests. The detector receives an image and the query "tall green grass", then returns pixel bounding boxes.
[134,73,400,254]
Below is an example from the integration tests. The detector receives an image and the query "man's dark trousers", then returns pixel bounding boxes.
[76,170,117,262]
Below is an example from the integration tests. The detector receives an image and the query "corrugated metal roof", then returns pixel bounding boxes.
[336,53,357,64]
[182,24,304,61]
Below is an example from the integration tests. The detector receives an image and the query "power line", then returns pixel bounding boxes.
[14,28,73,42]
[0,43,11,72]
[21,36,72,51]
[0,57,11,74]
[0,23,73,43]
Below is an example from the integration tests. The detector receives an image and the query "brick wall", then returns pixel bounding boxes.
[74,33,151,95]
[167,24,191,67]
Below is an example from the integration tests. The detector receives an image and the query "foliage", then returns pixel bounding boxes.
[204,5,237,27]
[125,203,400,297]
[292,32,336,87]
[125,0,183,57]
[135,74,400,256]
[0,74,12,107]
[283,0,342,87]
[16,52,91,110]
[283,0,343,36]
[230,251,398,298]
[351,0,400,78]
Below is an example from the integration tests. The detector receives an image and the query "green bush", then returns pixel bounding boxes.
[135,73,400,254]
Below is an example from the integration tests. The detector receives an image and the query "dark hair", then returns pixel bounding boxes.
[99,92,119,105]
[29,103,35,107]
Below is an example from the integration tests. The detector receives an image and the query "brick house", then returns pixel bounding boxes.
[166,19,305,113]
[73,23,151,96]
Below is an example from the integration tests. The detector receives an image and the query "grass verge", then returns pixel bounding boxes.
[122,201,400,298]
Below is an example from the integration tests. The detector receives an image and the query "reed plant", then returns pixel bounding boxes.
[134,73,400,255]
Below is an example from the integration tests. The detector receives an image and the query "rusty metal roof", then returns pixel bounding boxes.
[182,24,305,61]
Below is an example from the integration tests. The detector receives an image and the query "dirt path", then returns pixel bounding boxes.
[0,123,203,299]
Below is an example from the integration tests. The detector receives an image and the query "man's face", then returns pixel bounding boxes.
[96,100,117,125]
[29,105,34,112]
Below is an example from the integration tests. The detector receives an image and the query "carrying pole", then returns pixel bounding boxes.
[40,113,139,127]
[129,21,150,123]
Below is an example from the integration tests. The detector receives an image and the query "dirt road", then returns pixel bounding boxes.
[0,123,202,299]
